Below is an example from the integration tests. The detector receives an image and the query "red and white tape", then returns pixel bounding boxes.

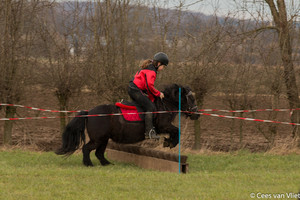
[0,103,300,113]
[0,103,75,120]
[0,111,176,121]
[2,111,299,126]
[1,103,300,126]
[198,108,298,113]
[1,103,298,114]
[197,112,300,126]
[0,103,83,113]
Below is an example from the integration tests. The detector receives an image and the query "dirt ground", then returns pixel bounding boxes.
[0,86,298,153]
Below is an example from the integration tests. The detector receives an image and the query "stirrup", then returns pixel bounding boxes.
[147,128,160,139]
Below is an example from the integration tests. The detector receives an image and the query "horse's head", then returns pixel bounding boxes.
[179,86,200,120]
[162,84,199,120]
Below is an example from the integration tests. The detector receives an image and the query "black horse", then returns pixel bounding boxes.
[56,84,199,166]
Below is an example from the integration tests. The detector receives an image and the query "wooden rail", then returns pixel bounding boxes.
[106,142,189,173]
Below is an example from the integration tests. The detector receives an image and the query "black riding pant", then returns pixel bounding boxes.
[128,82,155,112]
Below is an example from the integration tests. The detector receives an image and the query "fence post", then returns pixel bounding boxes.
[178,87,181,173]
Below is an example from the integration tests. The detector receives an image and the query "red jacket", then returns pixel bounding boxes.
[132,64,161,102]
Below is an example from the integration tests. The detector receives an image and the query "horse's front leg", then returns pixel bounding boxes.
[160,125,179,148]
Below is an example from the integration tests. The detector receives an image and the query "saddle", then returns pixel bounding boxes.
[115,101,145,122]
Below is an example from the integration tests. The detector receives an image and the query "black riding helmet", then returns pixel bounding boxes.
[153,52,169,66]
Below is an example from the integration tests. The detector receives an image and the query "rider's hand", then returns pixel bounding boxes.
[160,92,164,99]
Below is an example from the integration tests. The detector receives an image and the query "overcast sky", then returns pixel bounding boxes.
[58,0,300,21]
[167,0,233,14]
[162,0,300,20]
[148,0,263,19]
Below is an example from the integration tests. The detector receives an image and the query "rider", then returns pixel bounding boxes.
[128,52,169,139]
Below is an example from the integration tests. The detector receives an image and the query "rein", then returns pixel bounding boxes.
[158,98,174,116]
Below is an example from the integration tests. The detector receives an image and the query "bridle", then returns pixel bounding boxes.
[185,91,198,116]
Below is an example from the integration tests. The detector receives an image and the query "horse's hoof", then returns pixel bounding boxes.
[163,137,170,147]
[83,160,94,167]
[163,141,170,147]
[101,160,112,166]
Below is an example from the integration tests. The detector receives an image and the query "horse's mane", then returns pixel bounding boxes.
[162,84,181,92]
[162,84,184,100]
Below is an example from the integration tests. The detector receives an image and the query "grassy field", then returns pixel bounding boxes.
[0,150,300,200]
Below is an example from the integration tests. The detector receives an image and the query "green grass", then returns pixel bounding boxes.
[0,150,299,200]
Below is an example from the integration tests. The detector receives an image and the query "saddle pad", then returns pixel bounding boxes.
[115,102,137,110]
[115,102,143,122]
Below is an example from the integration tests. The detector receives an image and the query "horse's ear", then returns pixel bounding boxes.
[184,86,194,95]
[173,84,188,98]
[173,84,179,90]
[171,85,179,99]
[182,87,188,95]
[172,88,178,99]
[170,84,189,99]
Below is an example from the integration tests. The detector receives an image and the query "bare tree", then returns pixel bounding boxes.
[85,0,152,103]
[0,0,43,144]
[237,0,300,140]
[264,0,300,141]
[37,1,89,133]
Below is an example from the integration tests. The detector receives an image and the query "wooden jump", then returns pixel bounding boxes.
[106,142,189,173]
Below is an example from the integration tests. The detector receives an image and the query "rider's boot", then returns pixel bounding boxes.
[145,114,160,139]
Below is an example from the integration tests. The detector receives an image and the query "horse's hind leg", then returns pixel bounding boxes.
[95,139,111,166]
[82,141,96,166]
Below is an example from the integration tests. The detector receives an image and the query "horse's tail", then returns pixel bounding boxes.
[55,111,88,156]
